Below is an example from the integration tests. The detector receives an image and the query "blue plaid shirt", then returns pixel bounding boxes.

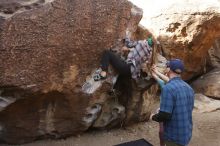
[160,77,194,146]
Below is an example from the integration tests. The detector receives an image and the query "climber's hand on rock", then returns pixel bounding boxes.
[121,46,130,52]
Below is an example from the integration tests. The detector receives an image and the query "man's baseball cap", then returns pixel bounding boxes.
[166,59,184,74]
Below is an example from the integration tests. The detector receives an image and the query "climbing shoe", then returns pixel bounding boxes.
[92,68,107,81]
[93,73,107,81]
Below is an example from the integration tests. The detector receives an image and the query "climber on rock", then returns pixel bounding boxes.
[93,37,154,106]
[93,37,154,82]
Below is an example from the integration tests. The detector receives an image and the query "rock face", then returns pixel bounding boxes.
[0,0,150,144]
[191,68,220,99]
[1,0,220,144]
[194,93,220,113]
[130,0,220,80]
[208,37,220,68]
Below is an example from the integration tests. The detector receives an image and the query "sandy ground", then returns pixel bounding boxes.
[3,110,220,146]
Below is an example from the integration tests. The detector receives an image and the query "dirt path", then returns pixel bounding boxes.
[190,110,220,146]
[3,110,220,146]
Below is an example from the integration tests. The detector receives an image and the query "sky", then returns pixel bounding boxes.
[128,0,220,26]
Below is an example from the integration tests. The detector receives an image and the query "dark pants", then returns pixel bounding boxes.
[101,50,131,76]
[100,50,132,107]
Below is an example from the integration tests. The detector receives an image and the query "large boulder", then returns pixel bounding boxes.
[130,0,220,80]
[0,0,150,144]
[208,37,220,68]
[1,0,220,144]
[194,93,220,113]
[191,68,220,99]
